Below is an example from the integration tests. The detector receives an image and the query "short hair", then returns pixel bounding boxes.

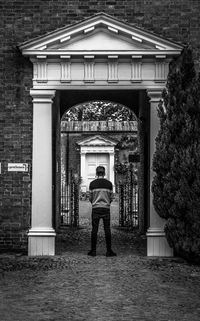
[96,166,105,176]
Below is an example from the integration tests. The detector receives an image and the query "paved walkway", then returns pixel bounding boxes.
[0,201,200,321]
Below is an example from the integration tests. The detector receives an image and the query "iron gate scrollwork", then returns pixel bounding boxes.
[61,170,79,227]
[119,164,138,228]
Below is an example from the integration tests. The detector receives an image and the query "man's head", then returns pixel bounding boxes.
[96,166,105,177]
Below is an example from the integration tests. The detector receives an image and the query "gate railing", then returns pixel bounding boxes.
[118,171,138,228]
[61,170,79,227]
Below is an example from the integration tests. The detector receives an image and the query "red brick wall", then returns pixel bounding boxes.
[1,0,200,251]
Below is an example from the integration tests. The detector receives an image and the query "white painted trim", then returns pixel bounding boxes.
[28,227,56,237]
[20,14,181,257]
[147,228,173,257]
[108,26,118,33]
[30,89,56,102]
[32,84,166,91]
[20,14,183,53]
[29,89,56,256]
[80,146,115,154]
[146,89,173,257]
[22,50,181,57]
[77,135,117,146]
[60,36,71,43]
[132,35,142,42]
[146,227,165,237]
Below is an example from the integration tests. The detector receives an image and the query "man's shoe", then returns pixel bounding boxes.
[88,250,96,257]
[106,250,117,257]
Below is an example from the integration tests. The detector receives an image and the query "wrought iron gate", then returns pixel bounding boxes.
[119,182,138,228]
[61,170,79,227]
[119,167,138,228]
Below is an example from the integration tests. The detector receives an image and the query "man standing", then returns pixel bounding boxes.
[88,166,117,257]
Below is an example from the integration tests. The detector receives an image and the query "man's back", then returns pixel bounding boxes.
[89,178,113,209]
[88,166,117,257]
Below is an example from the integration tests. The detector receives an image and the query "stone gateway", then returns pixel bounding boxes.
[0,2,199,256]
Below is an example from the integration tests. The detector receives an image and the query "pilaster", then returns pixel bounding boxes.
[80,151,87,191]
[146,89,173,257]
[28,89,56,256]
[109,152,115,193]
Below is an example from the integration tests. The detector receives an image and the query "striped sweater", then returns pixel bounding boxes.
[89,178,114,209]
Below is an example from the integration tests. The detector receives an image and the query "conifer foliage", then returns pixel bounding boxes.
[152,47,200,263]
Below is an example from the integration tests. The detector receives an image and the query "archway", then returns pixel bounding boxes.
[59,100,141,233]
[19,13,182,256]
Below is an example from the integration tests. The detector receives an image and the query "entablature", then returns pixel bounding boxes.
[20,13,183,89]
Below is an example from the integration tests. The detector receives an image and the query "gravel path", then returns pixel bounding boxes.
[0,201,200,321]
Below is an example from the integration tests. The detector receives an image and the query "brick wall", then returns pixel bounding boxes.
[1,0,200,251]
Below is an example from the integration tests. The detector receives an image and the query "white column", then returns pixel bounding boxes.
[109,151,115,193]
[80,151,87,192]
[146,89,173,257]
[28,89,56,256]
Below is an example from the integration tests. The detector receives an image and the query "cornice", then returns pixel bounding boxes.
[19,13,183,60]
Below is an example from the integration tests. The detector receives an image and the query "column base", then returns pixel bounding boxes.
[28,228,56,256]
[146,228,173,257]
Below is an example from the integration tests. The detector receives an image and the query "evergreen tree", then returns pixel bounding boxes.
[152,47,200,263]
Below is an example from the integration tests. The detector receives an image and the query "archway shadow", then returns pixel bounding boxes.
[56,200,147,256]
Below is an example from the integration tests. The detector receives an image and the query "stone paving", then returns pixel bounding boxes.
[0,201,200,321]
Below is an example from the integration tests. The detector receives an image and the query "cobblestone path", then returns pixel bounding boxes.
[0,201,200,321]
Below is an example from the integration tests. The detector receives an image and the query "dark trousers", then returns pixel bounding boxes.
[91,207,111,251]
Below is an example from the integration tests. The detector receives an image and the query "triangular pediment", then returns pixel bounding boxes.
[20,13,182,57]
[77,135,117,147]
[50,29,154,51]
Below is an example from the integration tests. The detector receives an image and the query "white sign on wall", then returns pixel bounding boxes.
[8,163,29,172]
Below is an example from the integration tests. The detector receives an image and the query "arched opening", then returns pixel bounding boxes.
[55,90,150,255]
[23,13,181,257]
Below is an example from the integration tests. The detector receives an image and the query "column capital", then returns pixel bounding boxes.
[147,89,163,103]
[109,151,115,156]
[80,150,86,155]
[30,89,56,103]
